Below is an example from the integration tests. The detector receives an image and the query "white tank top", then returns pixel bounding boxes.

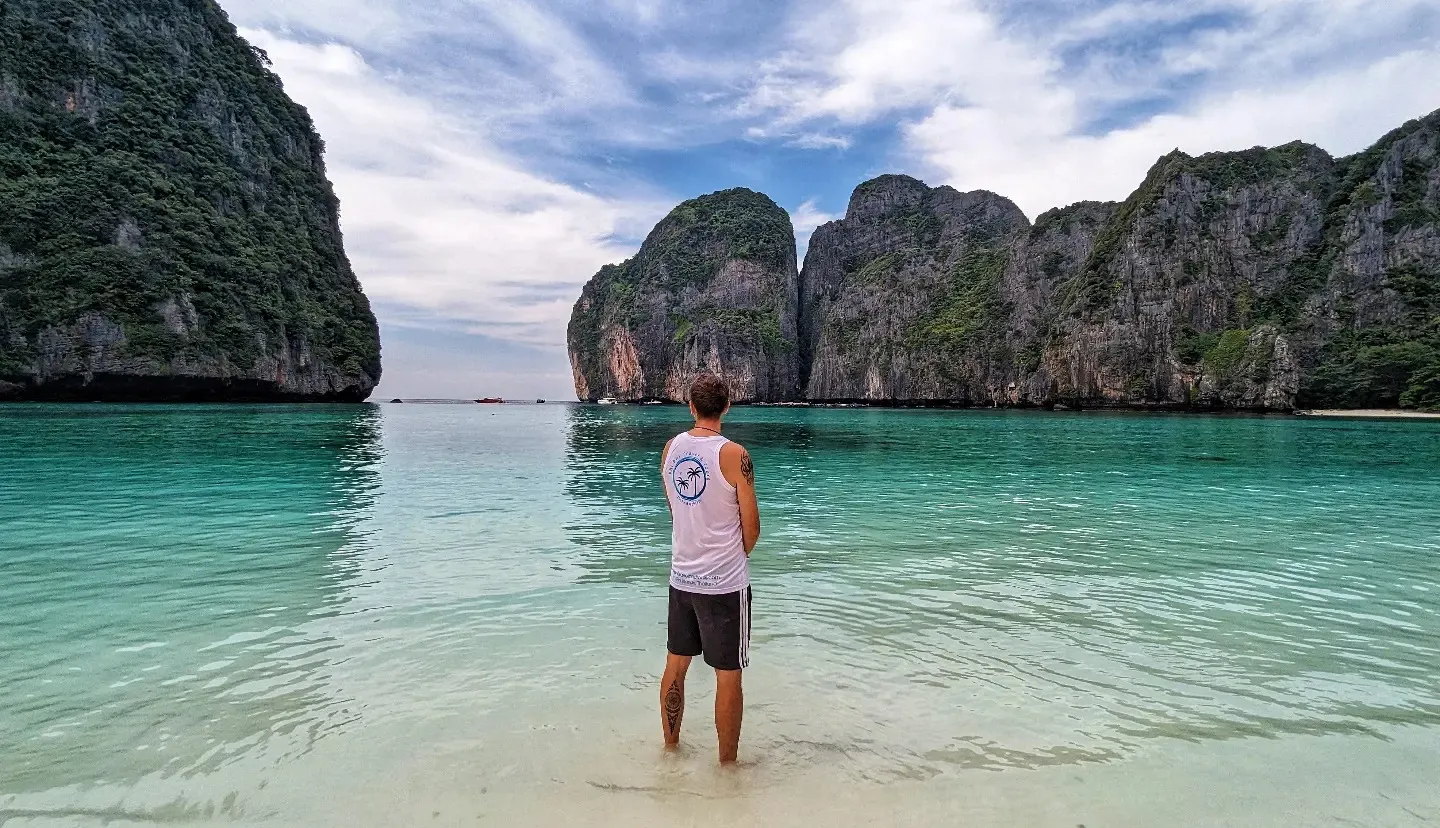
[664,431,748,594]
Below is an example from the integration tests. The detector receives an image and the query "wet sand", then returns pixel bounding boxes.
[9,723,1435,827]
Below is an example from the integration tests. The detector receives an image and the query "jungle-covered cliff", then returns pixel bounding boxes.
[799,175,1030,401]
[0,0,380,401]
[567,188,799,403]
[568,108,1440,411]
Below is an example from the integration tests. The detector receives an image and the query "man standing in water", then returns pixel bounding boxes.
[659,372,759,764]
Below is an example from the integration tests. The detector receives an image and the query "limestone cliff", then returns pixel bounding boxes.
[567,109,1440,411]
[799,175,1029,401]
[1297,111,1440,410]
[1035,142,1334,409]
[1030,113,1440,411]
[0,0,380,401]
[567,188,799,402]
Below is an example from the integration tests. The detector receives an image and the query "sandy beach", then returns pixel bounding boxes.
[1298,409,1440,420]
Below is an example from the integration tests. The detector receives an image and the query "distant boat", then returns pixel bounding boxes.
[536,398,546,404]
[597,397,618,405]
[475,397,503,404]
[389,398,404,404]
[642,400,663,405]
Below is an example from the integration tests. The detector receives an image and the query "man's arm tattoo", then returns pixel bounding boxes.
[664,680,684,736]
[740,451,754,486]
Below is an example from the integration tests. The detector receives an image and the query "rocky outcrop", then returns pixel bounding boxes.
[800,175,1029,401]
[568,108,1440,411]
[1297,111,1440,409]
[999,201,1116,404]
[0,0,380,401]
[1032,142,1334,410]
[567,188,799,402]
[1029,114,1440,411]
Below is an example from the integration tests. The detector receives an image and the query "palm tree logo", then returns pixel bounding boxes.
[672,456,708,503]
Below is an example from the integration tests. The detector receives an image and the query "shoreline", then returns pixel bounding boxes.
[1296,408,1440,420]
[587,400,1440,419]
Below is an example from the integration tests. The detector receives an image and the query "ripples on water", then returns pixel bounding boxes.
[1,404,1438,818]
[1,407,382,792]
[568,408,1440,774]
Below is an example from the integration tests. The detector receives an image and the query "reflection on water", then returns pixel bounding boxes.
[562,406,677,584]
[0,405,381,792]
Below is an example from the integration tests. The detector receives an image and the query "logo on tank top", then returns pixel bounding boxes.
[671,455,708,503]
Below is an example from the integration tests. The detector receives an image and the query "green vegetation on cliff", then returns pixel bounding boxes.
[0,0,379,398]
[631,188,793,288]
[566,187,799,401]
[1301,259,1440,409]
[1062,151,1186,315]
[905,246,1008,353]
[1293,114,1440,410]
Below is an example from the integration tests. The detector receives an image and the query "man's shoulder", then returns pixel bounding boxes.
[719,440,754,487]
[719,440,749,457]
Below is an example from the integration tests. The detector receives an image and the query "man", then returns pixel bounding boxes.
[658,372,759,764]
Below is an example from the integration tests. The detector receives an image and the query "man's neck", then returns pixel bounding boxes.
[690,419,723,435]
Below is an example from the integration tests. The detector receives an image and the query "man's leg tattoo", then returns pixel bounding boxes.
[664,678,684,739]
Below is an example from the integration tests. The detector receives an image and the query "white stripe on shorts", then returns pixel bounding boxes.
[739,586,750,668]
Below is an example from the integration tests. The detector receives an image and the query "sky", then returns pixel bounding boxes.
[213,0,1440,400]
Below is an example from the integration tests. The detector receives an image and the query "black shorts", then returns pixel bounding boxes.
[667,585,752,671]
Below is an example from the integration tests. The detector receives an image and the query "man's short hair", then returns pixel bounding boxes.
[689,372,729,418]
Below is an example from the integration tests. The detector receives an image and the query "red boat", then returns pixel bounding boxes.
[475,397,503,404]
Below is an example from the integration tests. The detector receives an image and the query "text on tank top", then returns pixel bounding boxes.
[664,431,748,594]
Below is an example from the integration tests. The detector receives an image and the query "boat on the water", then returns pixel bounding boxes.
[597,397,618,405]
[536,399,546,404]
[475,397,503,404]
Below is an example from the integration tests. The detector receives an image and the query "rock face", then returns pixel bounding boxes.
[1296,113,1440,410]
[0,0,380,401]
[800,175,1029,401]
[568,109,1440,411]
[1035,143,1335,410]
[567,188,799,402]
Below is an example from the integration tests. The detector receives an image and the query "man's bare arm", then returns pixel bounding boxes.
[721,442,760,554]
[660,437,673,514]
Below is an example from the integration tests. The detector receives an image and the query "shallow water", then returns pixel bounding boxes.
[2,403,1438,826]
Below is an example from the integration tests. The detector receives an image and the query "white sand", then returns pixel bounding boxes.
[7,716,1438,827]
[1298,409,1440,419]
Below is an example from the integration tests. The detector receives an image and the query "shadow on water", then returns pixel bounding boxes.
[0,404,382,793]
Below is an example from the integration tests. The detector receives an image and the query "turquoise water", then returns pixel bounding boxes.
[2,404,1439,826]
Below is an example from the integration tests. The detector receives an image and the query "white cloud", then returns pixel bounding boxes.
[786,133,853,150]
[223,0,638,142]
[220,0,414,50]
[910,49,1440,217]
[749,0,1440,217]
[243,30,667,348]
[790,198,842,260]
[750,0,1066,127]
